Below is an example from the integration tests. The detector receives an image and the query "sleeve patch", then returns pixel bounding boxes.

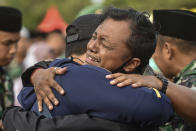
[153,88,162,98]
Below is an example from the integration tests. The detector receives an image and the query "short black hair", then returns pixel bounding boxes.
[65,40,88,57]
[157,34,196,54]
[102,7,157,74]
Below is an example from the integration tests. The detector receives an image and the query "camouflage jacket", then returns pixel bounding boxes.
[161,60,196,131]
[0,67,13,118]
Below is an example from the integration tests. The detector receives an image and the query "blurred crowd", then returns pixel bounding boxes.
[8,29,65,106]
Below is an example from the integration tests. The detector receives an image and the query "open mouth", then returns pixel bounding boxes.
[85,53,100,65]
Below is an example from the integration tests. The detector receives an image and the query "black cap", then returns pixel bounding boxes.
[153,9,196,42]
[0,6,22,32]
[66,14,102,44]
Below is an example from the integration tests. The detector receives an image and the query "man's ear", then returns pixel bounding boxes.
[123,58,141,72]
[163,42,173,60]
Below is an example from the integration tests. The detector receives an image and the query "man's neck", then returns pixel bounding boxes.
[71,54,86,65]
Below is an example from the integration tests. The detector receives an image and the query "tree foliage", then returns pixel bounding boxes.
[1,0,195,30]
[103,0,196,12]
[1,0,91,30]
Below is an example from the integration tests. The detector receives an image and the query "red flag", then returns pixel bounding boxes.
[37,6,68,33]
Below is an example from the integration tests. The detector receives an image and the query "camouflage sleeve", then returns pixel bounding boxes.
[179,74,196,89]
[175,60,196,89]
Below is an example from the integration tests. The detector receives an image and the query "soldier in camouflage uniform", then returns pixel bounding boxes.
[152,10,196,131]
[0,6,22,119]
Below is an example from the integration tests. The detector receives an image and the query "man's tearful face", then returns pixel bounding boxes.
[85,18,132,72]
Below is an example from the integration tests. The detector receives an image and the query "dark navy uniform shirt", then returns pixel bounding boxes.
[18,58,173,128]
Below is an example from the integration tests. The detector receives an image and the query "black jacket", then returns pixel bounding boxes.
[2,106,158,131]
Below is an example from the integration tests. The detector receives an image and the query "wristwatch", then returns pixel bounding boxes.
[155,74,168,94]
